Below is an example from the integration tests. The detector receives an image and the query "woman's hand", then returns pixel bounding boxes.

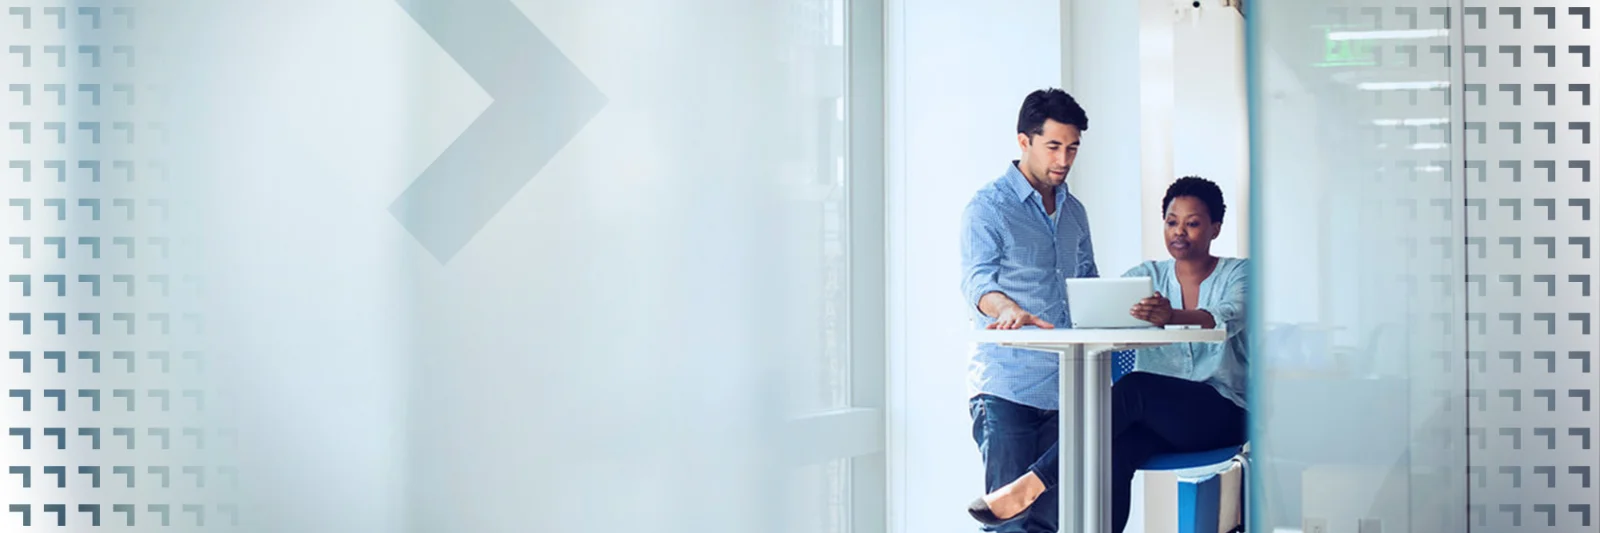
[1130,292,1173,327]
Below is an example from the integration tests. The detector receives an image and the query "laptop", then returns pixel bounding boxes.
[1064,277,1158,329]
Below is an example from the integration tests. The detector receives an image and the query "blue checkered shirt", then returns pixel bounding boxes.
[961,161,1098,410]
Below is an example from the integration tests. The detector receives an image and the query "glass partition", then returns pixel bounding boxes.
[1458,1,1600,530]
[1247,1,1468,532]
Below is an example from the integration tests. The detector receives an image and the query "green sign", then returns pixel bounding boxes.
[1315,26,1378,68]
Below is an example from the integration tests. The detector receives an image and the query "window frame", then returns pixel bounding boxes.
[783,0,888,532]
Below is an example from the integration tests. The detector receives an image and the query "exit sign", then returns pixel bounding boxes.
[1314,25,1378,67]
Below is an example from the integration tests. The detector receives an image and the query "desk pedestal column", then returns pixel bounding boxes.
[1058,346,1113,533]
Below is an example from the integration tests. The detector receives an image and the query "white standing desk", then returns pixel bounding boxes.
[971,327,1227,533]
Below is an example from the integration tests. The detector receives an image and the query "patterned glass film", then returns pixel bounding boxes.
[1461,2,1598,531]
[3,3,233,529]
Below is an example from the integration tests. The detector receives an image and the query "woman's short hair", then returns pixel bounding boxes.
[1161,176,1226,223]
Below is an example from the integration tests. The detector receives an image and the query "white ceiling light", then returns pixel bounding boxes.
[1327,29,1450,41]
[1357,81,1451,91]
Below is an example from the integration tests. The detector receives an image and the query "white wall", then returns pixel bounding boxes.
[1171,4,1249,259]
[886,2,1061,532]
[1065,0,1145,273]
[1071,0,1251,266]
[1137,0,1177,262]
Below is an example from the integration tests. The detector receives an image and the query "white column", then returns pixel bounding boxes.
[1068,0,1251,267]
[1172,4,1250,258]
[1139,0,1177,261]
[1064,0,1148,273]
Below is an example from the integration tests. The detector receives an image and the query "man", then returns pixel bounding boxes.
[959,88,1096,533]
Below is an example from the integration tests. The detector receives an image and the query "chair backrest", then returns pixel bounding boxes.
[1111,350,1137,383]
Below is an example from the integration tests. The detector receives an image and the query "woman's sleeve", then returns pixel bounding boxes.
[1205,259,1248,336]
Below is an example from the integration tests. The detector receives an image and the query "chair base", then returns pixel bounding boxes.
[1140,446,1250,533]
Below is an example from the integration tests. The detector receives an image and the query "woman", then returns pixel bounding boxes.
[967,176,1249,533]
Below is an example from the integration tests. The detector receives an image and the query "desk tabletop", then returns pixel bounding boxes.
[971,327,1227,347]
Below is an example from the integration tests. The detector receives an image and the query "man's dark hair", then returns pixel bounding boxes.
[1161,176,1227,223]
[1016,89,1089,137]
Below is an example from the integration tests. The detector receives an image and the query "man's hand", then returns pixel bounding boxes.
[1130,292,1173,327]
[988,304,1056,330]
[977,291,1054,329]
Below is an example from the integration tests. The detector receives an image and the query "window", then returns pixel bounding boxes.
[781,0,886,531]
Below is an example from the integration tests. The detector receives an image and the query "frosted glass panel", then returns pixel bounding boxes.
[0,1,886,533]
[1247,2,1468,532]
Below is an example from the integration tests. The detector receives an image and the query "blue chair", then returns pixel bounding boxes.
[1111,350,1249,533]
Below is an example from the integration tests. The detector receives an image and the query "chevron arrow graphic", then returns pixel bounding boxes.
[391,0,606,263]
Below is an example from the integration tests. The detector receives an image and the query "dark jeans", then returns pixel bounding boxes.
[970,394,1059,533]
[1027,371,1247,533]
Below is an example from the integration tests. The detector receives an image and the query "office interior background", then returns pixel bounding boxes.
[1,1,1594,532]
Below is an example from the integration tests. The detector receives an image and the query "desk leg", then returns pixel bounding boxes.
[1083,352,1111,533]
[1059,346,1112,533]
[1057,346,1085,533]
